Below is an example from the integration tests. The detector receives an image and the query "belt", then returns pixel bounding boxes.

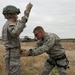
[47,54,69,69]
[6,47,19,50]
[51,54,66,60]
[54,54,66,61]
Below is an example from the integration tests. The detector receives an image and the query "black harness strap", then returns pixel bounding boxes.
[47,54,69,69]
[46,59,55,67]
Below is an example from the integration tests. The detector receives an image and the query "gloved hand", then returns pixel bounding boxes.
[22,2,33,22]
[24,2,33,18]
[20,49,29,57]
[28,49,33,56]
[26,2,33,11]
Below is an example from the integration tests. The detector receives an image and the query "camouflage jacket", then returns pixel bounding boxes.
[31,32,65,58]
[2,18,27,49]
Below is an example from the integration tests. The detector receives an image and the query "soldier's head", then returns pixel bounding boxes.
[33,26,45,40]
[2,5,20,21]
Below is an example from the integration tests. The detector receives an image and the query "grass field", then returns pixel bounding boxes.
[0,41,75,75]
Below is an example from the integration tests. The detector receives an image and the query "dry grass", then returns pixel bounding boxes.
[61,41,75,50]
[0,41,75,75]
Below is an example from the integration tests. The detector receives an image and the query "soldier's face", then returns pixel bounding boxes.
[14,14,18,21]
[34,30,44,40]
[10,14,18,22]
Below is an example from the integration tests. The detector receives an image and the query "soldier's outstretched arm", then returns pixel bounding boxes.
[27,36,56,56]
[20,49,34,57]
[8,3,33,36]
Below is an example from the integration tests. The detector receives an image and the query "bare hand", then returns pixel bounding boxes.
[20,49,29,57]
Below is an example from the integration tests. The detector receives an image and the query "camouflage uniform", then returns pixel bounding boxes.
[2,18,27,75]
[2,3,33,75]
[29,32,69,75]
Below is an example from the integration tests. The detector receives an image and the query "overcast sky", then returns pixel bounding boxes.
[0,0,75,38]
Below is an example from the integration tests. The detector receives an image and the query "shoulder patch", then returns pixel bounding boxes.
[9,23,16,26]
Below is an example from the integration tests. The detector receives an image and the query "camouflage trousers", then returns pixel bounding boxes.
[4,48,21,75]
[41,58,69,75]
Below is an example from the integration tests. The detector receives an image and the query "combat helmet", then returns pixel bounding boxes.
[2,5,20,19]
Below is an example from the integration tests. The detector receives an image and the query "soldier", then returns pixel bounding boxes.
[2,3,33,75]
[22,26,69,75]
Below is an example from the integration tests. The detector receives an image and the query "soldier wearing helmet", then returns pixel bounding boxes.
[2,3,33,75]
[2,5,20,19]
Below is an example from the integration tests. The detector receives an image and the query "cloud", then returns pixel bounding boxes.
[0,0,75,38]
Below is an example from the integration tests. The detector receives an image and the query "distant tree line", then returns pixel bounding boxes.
[20,36,38,42]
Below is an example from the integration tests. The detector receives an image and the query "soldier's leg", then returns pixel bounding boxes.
[4,51,10,75]
[10,63,21,75]
[57,67,67,75]
[56,58,69,75]
[41,61,55,75]
[9,48,21,75]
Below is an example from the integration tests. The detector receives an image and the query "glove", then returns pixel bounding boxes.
[28,49,33,56]
[26,2,33,11]
[24,2,33,18]
[22,2,33,22]
[20,49,29,57]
